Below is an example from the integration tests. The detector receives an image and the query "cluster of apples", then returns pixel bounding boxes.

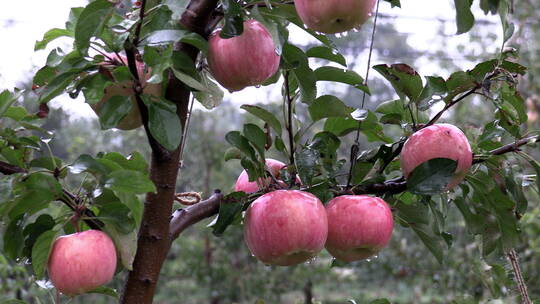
[93,0,379,127]
[238,124,472,266]
[236,159,394,265]
[207,0,378,92]
[43,124,472,295]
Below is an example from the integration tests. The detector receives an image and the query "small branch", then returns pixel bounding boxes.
[284,71,295,168]
[425,84,481,128]
[169,190,223,240]
[0,161,26,175]
[133,0,148,46]
[473,135,539,164]
[506,249,532,304]
[0,160,104,230]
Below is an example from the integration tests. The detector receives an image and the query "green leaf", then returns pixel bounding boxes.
[296,147,318,186]
[102,225,137,270]
[147,98,182,151]
[241,105,282,135]
[3,215,25,260]
[407,158,458,195]
[445,71,476,102]
[220,0,244,38]
[22,215,55,259]
[211,192,246,236]
[243,124,266,159]
[99,202,136,234]
[383,0,400,7]
[31,230,58,278]
[224,147,242,161]
[104,170,156,194]
[97,96,133,130]
[369,299,392,304]
[4,106,28,121]
[74,0,114,54]
[193,70,224,109]
[144,29,186,45]
[81,73,111,104]
[114,192,143,226]
[25,173,63,197]
[38,71,79,103]
[225,131,257,161]
[308,95,354,122]
[314,67,369,94]
[29,157,62,171]
[0,90,23,117]
[411,224,444,264]
[35,28,73,51]
[306,46,346,67]
[102,152,148,173]
[324,117,359,137]
[416,76,447,110]
[87,286,119,298]
[70,154,109,177]
[180,32,209,55]
[282,43,317,104]
[454,0,475,34]
[374,64,423,102]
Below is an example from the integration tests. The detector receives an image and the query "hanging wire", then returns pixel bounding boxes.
[346,0,381,189]
[178,95,195,169]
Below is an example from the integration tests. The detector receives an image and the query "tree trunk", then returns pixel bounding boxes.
[304,280,313,304]
[120,0,218,302]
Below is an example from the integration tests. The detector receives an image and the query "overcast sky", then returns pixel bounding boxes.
[0,0,500,118]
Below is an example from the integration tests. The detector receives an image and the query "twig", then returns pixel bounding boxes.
[506,249,532,304]
[284,71,295,175]
[425,85,480,127]
[133,0,148,46]
[0,160,103,230]
[473,135,539,164]
[178,96,195,168]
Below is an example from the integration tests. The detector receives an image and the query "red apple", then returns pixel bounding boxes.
[47,230,117,295]
[234,158,289,193]
[207,20,280,92]
[325,195,393,262]
[91,54,161,130]
[294,0,377,34]
[244,190,328,266]
[401,123,472,189]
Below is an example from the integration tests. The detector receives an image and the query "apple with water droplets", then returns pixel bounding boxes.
[244,190,328,266]
[294,0,377,34]
[208,20,280,92]
[47,230,117,295]
[325,195,393,262]
[401,123,472,189]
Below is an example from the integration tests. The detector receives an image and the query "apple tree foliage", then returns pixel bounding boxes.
[0,0,539,303]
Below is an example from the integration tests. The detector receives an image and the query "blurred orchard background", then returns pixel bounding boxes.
[1,0,539,303]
